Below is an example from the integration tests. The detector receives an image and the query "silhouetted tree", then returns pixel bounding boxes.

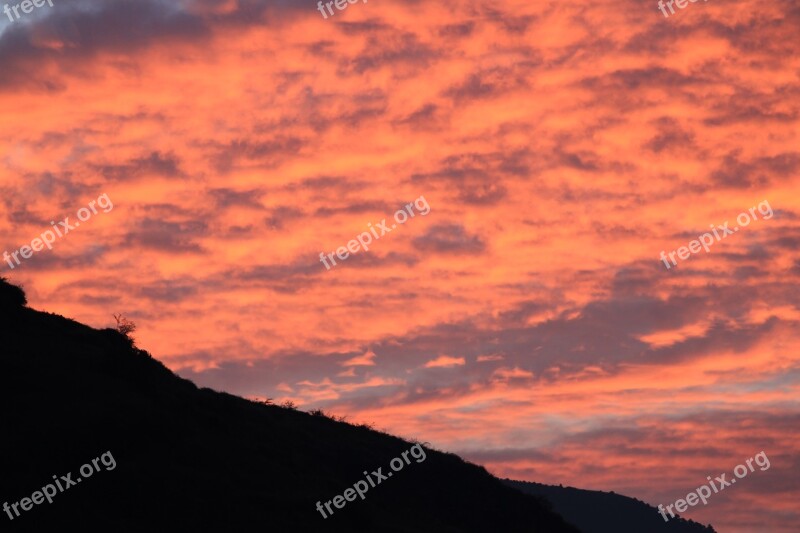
[113,313,137,342]
[280,400,297,410]
[0,277,26,308]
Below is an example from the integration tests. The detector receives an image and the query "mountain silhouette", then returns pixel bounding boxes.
[0,277,718,532]
[504,480,716,533]
[0,277,578,532]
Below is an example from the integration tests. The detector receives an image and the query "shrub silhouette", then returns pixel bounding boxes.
[113,313,137,343]
[279,399,298,410]
[0,277,27,309]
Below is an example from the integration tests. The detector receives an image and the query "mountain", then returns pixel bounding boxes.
[504,480,716,533]
[0,277,579,533]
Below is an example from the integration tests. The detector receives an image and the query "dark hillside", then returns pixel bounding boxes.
[0,278,578,533]
[506,479,716,533]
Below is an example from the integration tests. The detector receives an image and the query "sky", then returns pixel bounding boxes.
[1,0,799,531]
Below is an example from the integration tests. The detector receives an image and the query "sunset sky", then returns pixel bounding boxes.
[1,0,798,531]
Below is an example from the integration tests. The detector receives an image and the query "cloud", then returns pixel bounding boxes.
[342,350,376,367]
[91,152,184,182]
[412,224,485,254]
[209,188,264,209]
[423,355,466,368]
[123,218,207,253]
[0,0,210,89]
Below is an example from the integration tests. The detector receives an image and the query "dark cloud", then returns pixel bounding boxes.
[138,279,198,302]
[650,317,779,366]
[498,300,552,325]
[212,257,329,294]
[458,182,507,205]
[460,447,556,464]
[176,346,365,397]
[124,217,207,252]
[336,20,393,35]
[334,89,389,127]
[208,188,265,210]
[559,150,601,172]
[78,293,119,306]
[0,0,210,90]
[711,151,800,188]
[438,22,475,38]
[392,103,444,130]
[292,176,354,192]
[408,150,530,204]
[5,245,108,272]
[0,173,94,216]
[91,151,184,182]
[206,136,306,173]
[344,32,438,74]
[314,200,394,218]
[482,7,536,34]
[644,117,697,153]
[265,206,306,230]
[412,223,485,254]
[443,63,535,103]
[327,250,420,270]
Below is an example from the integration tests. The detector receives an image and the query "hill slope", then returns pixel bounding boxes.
[505,480,716,533]
[0,278,578,533]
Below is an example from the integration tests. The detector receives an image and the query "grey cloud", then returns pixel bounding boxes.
[91,151,184,182]
[344,32,438,74]
[412,223,485,255]
[138,279,199,302]
[207,136,305,173]
[124,217,207,252]
[209,188,265,210]
[0,0,210,89]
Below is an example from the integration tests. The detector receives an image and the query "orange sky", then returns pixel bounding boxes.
[1,0,798,530]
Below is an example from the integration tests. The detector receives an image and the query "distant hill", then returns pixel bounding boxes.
[0,277,579,532]
[505,479,716,533]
